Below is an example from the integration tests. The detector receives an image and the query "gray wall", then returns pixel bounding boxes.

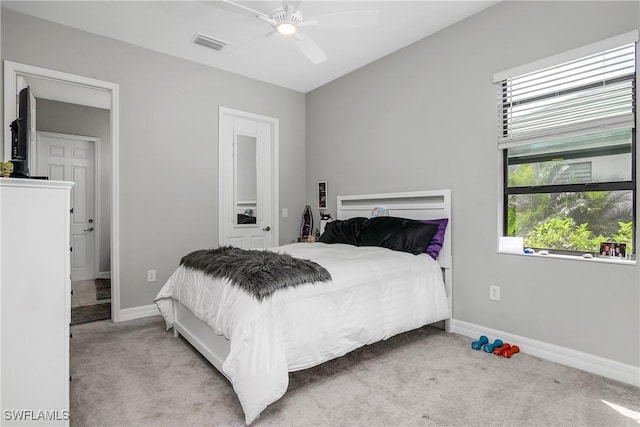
[2,8,307,309]
[306,1,639,366]
[36,99,111,275]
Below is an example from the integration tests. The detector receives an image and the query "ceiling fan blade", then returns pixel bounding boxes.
[257,14,278,26]
[305,9,379,29]
[297,19,318,28]
[225,29,275,55]
[293,32,327,64]
[219,0,272,21]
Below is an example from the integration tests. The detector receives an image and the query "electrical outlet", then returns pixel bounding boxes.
[282,208,288,218]
[489,285,500,301]
[147,270,156,282]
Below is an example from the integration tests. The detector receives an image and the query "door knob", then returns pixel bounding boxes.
[84,227,94,232]
[263,226,271,231]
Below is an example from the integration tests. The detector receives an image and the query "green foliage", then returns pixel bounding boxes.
[508,160,634,254]
[525,218,591,251]
[524,218,632,253]
[613,221,633,253]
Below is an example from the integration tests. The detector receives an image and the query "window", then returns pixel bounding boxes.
[495,33,637,256]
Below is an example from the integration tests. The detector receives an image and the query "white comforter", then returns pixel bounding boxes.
[155,242,450,424]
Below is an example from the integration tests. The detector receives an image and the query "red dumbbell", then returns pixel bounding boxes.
[493,343,511,356]
[502,345,520,358]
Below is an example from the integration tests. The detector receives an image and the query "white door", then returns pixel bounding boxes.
[36,132,96,281]
[219,108,278,249]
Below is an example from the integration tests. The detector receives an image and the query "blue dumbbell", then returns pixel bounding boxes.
[483,339,504,353]
[471,335,489,350]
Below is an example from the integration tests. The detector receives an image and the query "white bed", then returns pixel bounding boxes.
[155,190,452,424]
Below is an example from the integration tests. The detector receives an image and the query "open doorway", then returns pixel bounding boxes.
[4,61,121,322]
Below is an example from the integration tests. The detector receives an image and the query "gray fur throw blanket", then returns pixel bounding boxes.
[180,246,332,300]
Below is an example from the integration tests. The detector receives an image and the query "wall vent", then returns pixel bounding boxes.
[193,33,227,51]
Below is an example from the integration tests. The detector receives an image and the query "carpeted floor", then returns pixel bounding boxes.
[70,317,640,426]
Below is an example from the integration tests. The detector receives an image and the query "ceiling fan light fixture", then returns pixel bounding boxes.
[276,22,297,35]
[270,7,303,35]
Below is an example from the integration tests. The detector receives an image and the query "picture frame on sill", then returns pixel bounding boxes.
[599,241,626,258]
[318,180,327,209]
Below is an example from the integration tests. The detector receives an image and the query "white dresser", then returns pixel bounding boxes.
[1,178,74,426]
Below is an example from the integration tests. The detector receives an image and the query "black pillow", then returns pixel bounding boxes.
[319,217,368,246]
[360,216,439,255]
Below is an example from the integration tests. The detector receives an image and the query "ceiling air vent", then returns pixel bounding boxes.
[193,33,227,51]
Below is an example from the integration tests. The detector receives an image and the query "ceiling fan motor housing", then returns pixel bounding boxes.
[271,8,304,26]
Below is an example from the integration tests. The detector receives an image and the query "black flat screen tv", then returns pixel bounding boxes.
[9,87,31,177]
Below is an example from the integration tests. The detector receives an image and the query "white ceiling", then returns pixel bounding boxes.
[3,0,499,93]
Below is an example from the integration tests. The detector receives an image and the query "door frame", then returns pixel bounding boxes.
[36,131,101,282]
[218,107,279,248]
[4,61,122,321]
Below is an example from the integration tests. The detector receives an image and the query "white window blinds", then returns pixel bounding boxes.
[496,36,637,150]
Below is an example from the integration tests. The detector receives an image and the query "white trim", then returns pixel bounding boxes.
[118,304,160,322]
[451,319,640,387]
[35,131,98,142]
[273,118,279,246]
[496,149,503,258]
[4,61,122,322]
[494,30,639,82]
[497,249,636,265]
[4,61,114,158]
[96,271,111,279]
[110,84,121,322]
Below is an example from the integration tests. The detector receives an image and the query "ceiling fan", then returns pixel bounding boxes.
[220,0,379,64]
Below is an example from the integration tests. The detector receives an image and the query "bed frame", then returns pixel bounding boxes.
[337,189,452,331]
[172,189,453,378]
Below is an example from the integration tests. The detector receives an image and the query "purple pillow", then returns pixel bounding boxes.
[420,218,449,260]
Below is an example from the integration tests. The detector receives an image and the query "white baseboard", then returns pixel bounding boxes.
[117,304,160,322]
[96,271,111,279]
[451,319,639,388]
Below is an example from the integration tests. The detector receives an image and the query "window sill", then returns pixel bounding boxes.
[497,250,636,266]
